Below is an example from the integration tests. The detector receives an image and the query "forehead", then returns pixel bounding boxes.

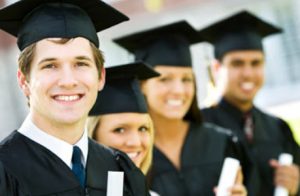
[33,37,93,61]
[154,65,193,75]
[100,113,149,125]
[223,50,265,61]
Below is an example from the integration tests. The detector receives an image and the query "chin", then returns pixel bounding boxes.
[133,161,141,168]
[55,115,84,125]
[164,114,185,120]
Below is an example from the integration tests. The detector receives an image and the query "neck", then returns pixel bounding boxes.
[150,113,189,170]
[31,115,86,145]
[224,97,253,113]
[150,113,189,142]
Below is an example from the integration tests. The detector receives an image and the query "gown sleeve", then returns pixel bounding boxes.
[224,131,261,194]
[0,161,26,196]
[279,119,300,196]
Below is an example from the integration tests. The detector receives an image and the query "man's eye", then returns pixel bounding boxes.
[231,61,244,67]
[42,64,56,69]
[76,62,89,67]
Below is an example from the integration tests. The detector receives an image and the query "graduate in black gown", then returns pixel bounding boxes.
[114,20,249,196]
[87,62,160,196]
[199,10,300,196]
[0,0,149,195]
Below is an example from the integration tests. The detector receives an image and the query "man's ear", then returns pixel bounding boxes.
[211,59,222,74]
[98,66,106,91]
[211,59,222,84]
[17,69,30,97]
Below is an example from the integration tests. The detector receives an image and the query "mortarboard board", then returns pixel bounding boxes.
[89,61,160,115]
[197,10,282,60]
[114,20,202,67]
[0,0,129,50]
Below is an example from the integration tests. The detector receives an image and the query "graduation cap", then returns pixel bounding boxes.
[114,20,202,67]
[0,0,129,50]
[198,10,282,60]
[89,62,160,115]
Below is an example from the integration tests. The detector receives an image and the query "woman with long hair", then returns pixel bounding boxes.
[114,21,250,196]
[86,62,160,195]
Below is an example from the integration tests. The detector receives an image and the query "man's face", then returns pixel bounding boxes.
[18,37,105,129]
[219,50,265,109]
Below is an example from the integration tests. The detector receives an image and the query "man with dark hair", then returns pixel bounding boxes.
[200,10,300,195]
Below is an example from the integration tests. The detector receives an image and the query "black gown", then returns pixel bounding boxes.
[202,98,300,196]
[148,122,252,196]
[0,131,149,196]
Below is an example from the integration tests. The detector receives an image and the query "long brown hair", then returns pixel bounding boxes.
[183,75,203,123]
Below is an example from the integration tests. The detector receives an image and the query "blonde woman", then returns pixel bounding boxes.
[87,111,154,175]
[87,62,160,195]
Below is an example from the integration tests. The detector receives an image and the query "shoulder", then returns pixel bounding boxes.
[191,122,239,145]
[201,105,220,115]
[88,138,114,154]
[88,139,140,170]
[201,105,224,122]
[254,107,284,123]
[254,107,293,133]
[88,138,118,163]
[202,122,237,138]
[0,131,25,160]
[0,130,20,148]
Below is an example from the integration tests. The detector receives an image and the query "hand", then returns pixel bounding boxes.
[228,184,247,196]
[228,168,247,196]
[270,159,300,195]
[214,167,247,196]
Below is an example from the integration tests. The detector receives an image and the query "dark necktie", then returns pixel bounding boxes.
[72,146,86,187]
[243,112,254,142]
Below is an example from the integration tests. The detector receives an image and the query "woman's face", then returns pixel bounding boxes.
[141,65,195,120]
[95,113,151,168]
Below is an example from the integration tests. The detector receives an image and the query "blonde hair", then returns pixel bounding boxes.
[86,114,154,175]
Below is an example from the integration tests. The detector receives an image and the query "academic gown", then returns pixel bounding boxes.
[148,122,252,196]
[202,98,300,196]
[0,131,149,196]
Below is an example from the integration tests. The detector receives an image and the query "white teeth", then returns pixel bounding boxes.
[126,152,139,159]
[55,95,80,101]
[167,99,183,106]
[241,82,254,90]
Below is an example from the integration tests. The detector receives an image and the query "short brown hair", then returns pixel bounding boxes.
[18,38,105,80]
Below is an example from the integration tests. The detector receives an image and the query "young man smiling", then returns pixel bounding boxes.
[201,10,300,196]
[0,0,149,195]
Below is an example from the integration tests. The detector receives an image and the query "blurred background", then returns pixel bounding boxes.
[0,0,299,144]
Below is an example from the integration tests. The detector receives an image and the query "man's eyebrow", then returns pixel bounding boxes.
[37,56,93,65]
[75,56,93,61]
[38,58,56,65]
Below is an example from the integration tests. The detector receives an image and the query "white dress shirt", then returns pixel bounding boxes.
[18,114,88,168]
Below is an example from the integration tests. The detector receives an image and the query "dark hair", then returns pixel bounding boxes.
[183,77,203,123]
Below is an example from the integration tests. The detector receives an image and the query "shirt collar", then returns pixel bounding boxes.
[18,114,88,168]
